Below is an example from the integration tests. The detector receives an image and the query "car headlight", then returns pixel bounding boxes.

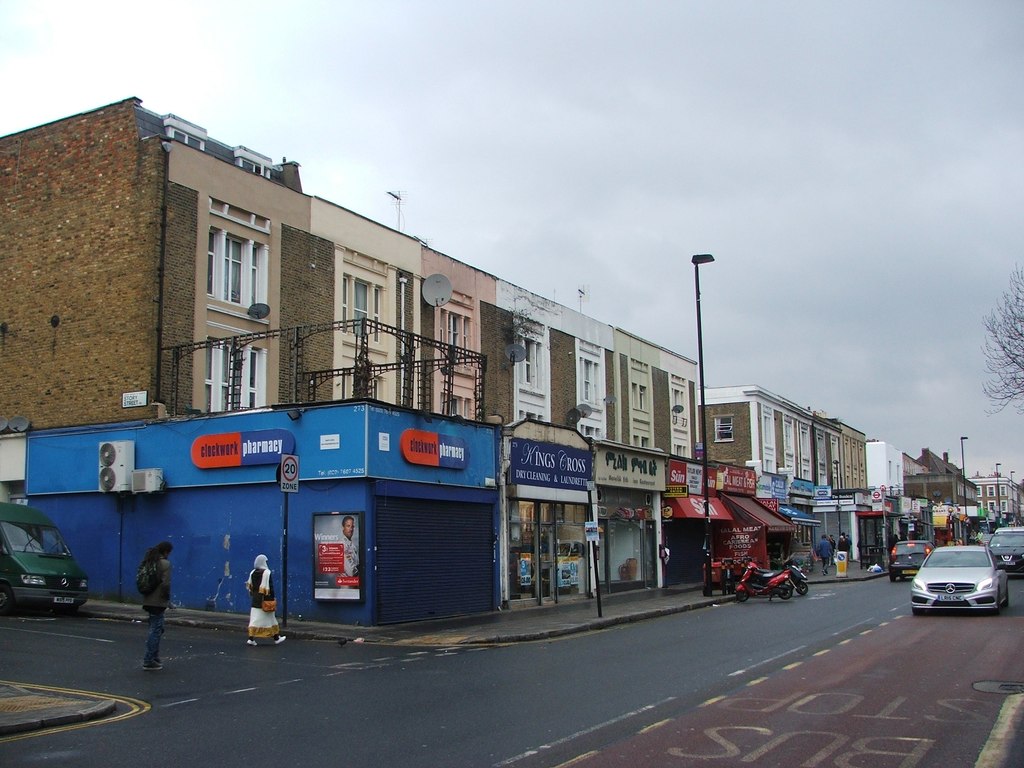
[912,577,926,590]
[977,577,994,591]
[20,574,46,586]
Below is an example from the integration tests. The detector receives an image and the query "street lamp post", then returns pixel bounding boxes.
[996,463,1002,528]
[960,436,968,543]
[692,253,715,597]
[832,458,841,538]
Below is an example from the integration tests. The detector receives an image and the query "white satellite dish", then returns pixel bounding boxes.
[505,343,527,364]
[247,302,271,319]
[576,403,594,418]
[0,416,8,432]
[8,415,30,432]
[421,274,452,307]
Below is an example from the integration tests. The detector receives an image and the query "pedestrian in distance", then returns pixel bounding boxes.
[815,534,834,576]
[140,541,173,670]
[246,554,286,647]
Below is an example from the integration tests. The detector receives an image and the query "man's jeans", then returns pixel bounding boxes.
[144,607,166,663]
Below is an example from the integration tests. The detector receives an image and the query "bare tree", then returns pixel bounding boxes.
[983,266,1024,411]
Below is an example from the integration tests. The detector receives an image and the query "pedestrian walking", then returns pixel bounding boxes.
[815,534,834,576]
[246,554,285,646]
[140,541,173,670]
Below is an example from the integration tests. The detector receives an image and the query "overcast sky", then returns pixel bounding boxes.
[3,1,1023,485]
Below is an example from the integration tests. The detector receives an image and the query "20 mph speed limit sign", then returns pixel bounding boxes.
[280,454,299,493]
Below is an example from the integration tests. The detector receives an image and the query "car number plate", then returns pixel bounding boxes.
[904,569,917,576]
[936,594,963,602]
[53,596,75,604]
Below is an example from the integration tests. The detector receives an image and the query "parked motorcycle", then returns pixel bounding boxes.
[783,557,809,596]
[734,561,794,602]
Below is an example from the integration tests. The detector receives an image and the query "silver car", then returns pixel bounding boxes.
[910,545,1009,615]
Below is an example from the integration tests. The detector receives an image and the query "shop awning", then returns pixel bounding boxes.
[662,496,733,521]
[856,510,883,518]
[778,504,821,526]
[722,494,796,533]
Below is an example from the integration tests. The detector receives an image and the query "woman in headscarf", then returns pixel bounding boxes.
[245,554,286,646]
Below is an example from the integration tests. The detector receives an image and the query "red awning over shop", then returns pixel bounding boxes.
[721,494,796,533]
[856,510,884,518]
[662,496,733,521]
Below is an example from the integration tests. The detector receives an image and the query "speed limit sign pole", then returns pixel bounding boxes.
[278,454,299,627]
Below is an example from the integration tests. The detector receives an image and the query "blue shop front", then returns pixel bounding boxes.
[25,402,500,626]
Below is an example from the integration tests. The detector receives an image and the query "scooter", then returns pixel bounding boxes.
[734,561,794,602]
[783,557,809,596]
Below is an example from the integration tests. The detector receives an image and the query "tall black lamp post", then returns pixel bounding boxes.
[692,253,715,597]
[960,436,968,541]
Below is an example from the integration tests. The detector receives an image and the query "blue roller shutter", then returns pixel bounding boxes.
[376,498,495,624]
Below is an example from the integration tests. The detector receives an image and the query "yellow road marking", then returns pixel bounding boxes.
[0,680,149,744]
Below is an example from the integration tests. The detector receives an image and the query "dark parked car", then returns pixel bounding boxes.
[987,527,1024,574]
[889,540,933,582]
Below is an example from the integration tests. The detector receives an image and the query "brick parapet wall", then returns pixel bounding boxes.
[0,100,164,428]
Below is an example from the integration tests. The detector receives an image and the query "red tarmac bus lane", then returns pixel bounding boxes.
[566,615,1024,768]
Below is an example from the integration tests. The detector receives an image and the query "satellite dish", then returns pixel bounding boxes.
[0,416,8,432]
[247,302,271,319]
[505,343,527,364]
[421,273,452,307]
[567,408,582,425]
[604,395,617,405]
[576,403,594,418]
[671,404,685,414]
[8,415,31,432]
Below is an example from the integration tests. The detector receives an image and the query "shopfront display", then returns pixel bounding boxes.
[504,425,593,606]
[594,441,665,593]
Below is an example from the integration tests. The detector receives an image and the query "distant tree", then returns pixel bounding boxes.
[983,266,1024,411]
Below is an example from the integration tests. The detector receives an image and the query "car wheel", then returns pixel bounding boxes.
[0,584,14,616]
[889,573,896,582]
[1001,588,1009,608]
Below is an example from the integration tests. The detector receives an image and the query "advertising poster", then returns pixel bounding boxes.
[313,512,363,602]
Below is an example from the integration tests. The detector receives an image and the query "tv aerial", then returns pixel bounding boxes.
[421,273,452,308]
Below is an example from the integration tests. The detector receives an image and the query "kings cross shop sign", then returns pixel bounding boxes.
[509,439,592,491]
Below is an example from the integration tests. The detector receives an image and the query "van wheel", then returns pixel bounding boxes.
[0,584,14,616]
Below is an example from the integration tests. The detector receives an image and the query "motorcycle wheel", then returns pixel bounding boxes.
[795,581,808,596]
[778,585,793,600]
[735,588,749,603]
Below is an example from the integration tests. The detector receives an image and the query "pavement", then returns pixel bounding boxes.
[0,565,880,737]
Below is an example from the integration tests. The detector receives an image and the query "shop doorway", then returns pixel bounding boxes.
[508,500,588,606]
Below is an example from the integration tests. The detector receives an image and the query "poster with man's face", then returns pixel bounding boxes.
[313,512,362,601]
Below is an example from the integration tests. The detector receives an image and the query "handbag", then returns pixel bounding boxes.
[261,598,277,613]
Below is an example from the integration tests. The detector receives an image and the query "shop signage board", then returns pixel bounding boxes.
[509,438,592,491]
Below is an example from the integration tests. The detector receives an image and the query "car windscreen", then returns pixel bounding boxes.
[989,532,1024,547]
[0,520,73,555]
[924,550,991,568]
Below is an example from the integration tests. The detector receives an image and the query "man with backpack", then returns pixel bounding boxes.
[138,541,173,670]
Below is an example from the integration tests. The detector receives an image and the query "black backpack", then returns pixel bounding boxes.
[136,558,160,595]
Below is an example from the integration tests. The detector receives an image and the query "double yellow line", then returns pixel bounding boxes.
[0,680,149,743]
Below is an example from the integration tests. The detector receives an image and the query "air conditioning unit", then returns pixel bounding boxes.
[98,440,135,493]
[132,468,164,494]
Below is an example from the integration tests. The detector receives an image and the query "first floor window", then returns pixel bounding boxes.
[205,344,266,412]
[715,416,734,442]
